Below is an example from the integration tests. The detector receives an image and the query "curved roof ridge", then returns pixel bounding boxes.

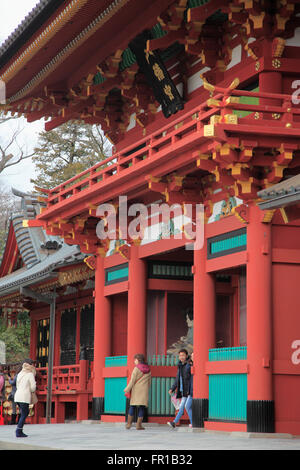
[0,0,66,69]
[11,212,40,269]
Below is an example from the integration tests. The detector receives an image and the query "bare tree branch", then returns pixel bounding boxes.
[0,112,34,175]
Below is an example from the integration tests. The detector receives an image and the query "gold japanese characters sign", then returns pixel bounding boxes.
[129,31,183,118]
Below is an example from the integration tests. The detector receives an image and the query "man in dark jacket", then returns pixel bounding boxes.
[167,349,193,428]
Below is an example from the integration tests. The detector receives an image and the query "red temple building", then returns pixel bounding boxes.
[0,0,300,434]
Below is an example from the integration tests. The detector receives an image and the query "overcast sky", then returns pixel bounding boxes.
[0,0,44,193]
[0,0,40,44]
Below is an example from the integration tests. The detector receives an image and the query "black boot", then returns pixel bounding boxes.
[16,427,28,438]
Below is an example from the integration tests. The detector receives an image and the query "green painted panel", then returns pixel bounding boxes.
[147,355,177,416]
[119,48,136,72]
[209,347,247,361]
[150,263,192,279]
[148,376,175,416]
[210,233,247,255]
[104,356,128,414]
[119,23,167,72]
[234,87,259,118]
[104,355,177,416]
[105,355,127,367]
[147,355,178,366]
[93,72,106,85]
[106,266,128,282]
[209,373,247,421]
[105,264,128,285]
[104,377,127,414]
[151,23,167,39]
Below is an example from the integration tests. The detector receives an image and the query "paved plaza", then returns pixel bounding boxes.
[0,422,299,451]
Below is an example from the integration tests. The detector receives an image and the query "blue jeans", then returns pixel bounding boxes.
[16,402,29,430]
[174,395,192,425]
[128,405,145,418]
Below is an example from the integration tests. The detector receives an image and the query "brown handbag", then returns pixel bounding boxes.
[31,392,38,405]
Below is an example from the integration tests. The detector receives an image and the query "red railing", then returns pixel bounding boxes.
[43,99,217,206]
[36,360,93,394]
[40,84,300,210]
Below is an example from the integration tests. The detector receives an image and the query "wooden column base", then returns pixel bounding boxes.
[247,400,275,433]
[192,398,209,428]
[92,397,104,420]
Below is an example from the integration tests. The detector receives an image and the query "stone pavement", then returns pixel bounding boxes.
[0,422,299,451]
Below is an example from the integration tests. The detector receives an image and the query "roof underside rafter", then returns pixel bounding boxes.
[1,0,299,144]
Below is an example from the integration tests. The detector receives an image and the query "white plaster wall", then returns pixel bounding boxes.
[286,26,300,46]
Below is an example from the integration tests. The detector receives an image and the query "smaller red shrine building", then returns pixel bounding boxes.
[0,188,95,423]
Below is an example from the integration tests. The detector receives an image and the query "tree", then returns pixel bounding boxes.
[0,186,19,256]
[0,112,34,174]
[0,312,31,363]
[31,120,111,189]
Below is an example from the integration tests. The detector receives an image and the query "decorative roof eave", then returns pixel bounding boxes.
[1,0,134,104]
[1,0,91,87]
[0,244,86,300]
[0,0,66,70]
[0,263,95,305]
[1,0,184,144]
[3,0,300,146]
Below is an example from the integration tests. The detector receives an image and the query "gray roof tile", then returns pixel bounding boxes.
[258,174,300,210]
[258,174,300,199]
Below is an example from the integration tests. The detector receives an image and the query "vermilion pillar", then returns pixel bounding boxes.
[127,245,147,372]
[259,71,282,106]
[192,238,215,427]
[92,255,111,419]
[259,58,282,117]
[246,203,274,432]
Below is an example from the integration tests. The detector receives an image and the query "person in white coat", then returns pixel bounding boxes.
[14,359,36,438]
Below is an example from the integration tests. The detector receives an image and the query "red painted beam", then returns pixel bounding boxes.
[101,365,178,378]
[147,279,193,292]
[102,366,128,378]
[44,97,94,131]
[104,281,128,296]
[205,360,248,375]
[206,251,248,273]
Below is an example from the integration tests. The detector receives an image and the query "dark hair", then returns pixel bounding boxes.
[23,358,34,365]
[134,354,146,364]
[185,307,193,320]
[178,349,189,356]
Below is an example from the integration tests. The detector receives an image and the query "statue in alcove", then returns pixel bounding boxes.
[167,308,193,356]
